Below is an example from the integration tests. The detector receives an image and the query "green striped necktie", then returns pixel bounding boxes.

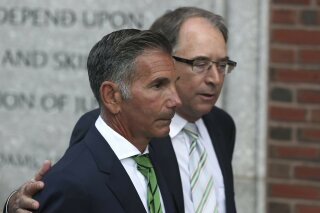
[184,122,218,213]
[133,154,163,213]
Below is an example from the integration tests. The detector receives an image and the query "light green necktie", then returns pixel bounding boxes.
[184,122,218,213]
[133,154,163,213]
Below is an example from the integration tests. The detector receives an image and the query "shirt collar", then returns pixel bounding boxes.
[169,113,203,138]
[95,116,148,160]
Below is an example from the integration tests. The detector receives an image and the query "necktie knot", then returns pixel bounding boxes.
[184,122,199,140]
[133,154,153,168]
[133,154,152,178]
[133,154,163,213]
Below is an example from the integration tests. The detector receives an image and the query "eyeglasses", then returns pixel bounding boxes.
[173,56,237,75]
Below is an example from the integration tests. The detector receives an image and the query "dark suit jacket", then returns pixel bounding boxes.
[150,107,236,213]
[33,125,176,213]
[2,107,235,213]
[69,106,237,213]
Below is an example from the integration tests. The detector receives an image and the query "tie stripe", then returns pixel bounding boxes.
[190,151,208,190]
[184,122,217,213]
[196,176,213,213]
[189,141,197,155]
[133,154,163,213]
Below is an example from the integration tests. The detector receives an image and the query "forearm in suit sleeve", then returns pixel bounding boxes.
[3,190,17,213]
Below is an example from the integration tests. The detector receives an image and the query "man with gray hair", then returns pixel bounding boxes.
[5,29,181,213]
[4,7,237,213]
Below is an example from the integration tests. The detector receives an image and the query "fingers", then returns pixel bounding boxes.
[7,161,51,213]
[15,194,39,212]
[24,180,44,196]
[8,183,40,213]
[34,160,51,181]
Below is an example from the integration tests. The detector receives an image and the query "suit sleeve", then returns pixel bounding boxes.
[2,190,16,213]
[3,197,9,213]
[69,108,100,146]
[33,175,90,213]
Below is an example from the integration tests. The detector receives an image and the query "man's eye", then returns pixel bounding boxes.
[154,84,161,88]
[153,82,163,88]
[218,62,227,67]
[218,62,227,68]
[194,60,209,67]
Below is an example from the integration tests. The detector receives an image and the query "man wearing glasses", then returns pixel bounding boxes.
[5,7,237,213]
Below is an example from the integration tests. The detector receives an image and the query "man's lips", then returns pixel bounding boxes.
[199,92,216,98]
[201,93,214,97]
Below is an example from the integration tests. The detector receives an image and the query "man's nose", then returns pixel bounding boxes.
[205,64,223,85]
[168,86,182,108]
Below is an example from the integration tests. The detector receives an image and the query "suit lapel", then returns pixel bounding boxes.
[85,126,146,213]
[149,145,176,212]
[150,137,184,213]
[203,112,229,189]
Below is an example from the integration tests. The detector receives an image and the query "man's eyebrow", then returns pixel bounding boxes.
[219,56,229,61]
[220,56,230,61]
[149,76,169,85]
[190,55,210,60]
[191,56,230,61]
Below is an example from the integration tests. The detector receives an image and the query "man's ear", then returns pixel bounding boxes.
[100,81,122,114]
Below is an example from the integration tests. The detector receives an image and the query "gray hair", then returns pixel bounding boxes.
[149,7,228,51]
[87,29,172,105]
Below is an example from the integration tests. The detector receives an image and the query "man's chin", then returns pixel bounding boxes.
[152,126,170,138]
[192,103,214,116]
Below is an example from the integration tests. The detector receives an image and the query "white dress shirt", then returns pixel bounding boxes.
[95,116,165,213]
[169,114,225,213]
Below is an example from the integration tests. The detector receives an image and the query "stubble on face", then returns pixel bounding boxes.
[113,50,180,152]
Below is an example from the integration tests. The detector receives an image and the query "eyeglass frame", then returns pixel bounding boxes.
[173,55,237,75]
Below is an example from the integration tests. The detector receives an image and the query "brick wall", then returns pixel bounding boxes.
[268,0,320,212]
